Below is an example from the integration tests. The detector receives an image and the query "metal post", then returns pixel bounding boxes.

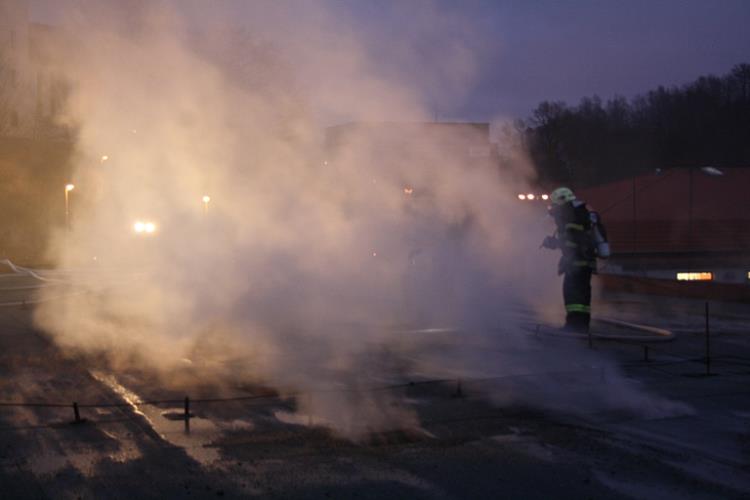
[453,379,464,398]
[64,189,70,230]
[688,168,693,250]
[73,402,81,423]
[184,396,190,433]
[705,302,711,376]
[632,176,637,255]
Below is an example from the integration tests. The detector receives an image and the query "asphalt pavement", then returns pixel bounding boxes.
[0,272,748,499]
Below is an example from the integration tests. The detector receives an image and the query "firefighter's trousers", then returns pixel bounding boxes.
[563,266,592,332]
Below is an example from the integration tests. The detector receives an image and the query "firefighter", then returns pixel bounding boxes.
[541,187,596,333]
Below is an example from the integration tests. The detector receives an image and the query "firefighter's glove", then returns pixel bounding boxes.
[541,236,559,250]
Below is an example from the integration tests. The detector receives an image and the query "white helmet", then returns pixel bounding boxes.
[550,186,575,206]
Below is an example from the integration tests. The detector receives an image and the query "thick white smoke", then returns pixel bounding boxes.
[33,1,685,439]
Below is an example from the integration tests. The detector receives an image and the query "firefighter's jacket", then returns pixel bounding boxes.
[551,200,597,275]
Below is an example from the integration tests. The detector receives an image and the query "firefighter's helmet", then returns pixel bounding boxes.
[550,187,575,205]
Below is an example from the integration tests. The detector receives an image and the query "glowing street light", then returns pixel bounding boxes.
[527,193,535,200]
[64,184,75,229]
[541,194,549,201]
[518,194,526,200]
[100,155,109,163]
[202,195,211,214]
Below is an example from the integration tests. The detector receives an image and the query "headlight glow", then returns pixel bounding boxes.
[134,220,157,235]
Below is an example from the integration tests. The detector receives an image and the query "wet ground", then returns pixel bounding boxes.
[0,271,749,499]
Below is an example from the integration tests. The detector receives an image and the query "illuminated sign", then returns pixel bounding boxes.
[676,272,713,281]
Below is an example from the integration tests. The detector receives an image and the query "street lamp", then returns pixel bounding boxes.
[64,184,75,229]
[202,195,211,214]
[699,166,723,177]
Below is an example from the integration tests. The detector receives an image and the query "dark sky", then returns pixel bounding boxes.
[31,0,750,121]
[465,0,750,120]
[339,0,750,120]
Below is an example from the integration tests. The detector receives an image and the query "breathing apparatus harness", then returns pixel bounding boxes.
[542,200,610,260]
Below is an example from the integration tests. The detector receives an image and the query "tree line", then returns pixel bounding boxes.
[511,63,750,187]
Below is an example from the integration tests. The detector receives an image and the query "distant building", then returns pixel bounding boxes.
[577,167,750,298]
[0,0,69,139]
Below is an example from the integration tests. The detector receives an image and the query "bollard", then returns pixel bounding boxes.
[705,302,711,376]
[184,396,190,433]
[72,402,81,423]
[453,379,464,398]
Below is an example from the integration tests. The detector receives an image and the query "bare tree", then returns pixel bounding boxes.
[524,62,750,186]
[730,63,750,102]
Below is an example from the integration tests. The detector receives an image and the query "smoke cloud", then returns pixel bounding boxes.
[32,0,685,439]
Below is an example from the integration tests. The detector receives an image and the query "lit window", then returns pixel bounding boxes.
[676,272,713,281]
